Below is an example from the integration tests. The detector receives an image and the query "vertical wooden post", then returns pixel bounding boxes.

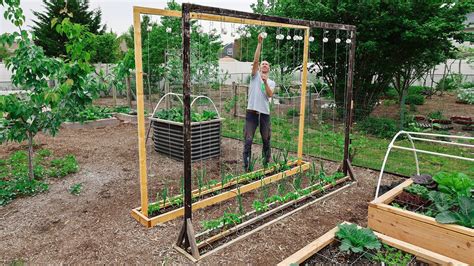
[343,30,356,175]
[296,28,310,164]
[133,8,149,217]
[177,3,194,252]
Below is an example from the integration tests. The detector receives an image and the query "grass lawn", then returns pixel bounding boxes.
[222,115,473,177]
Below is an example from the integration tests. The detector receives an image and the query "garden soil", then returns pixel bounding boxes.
[0,122,403,264]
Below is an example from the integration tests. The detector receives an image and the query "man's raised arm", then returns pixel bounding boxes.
[251,34,263,77]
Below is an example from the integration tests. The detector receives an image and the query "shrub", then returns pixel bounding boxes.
[286,108,299,117]
[384,87,398,99]
[383,99,397,106]
[408,86,429,96]
[405,94,425,105]
[428,110,444,120]
[357,117,398,139]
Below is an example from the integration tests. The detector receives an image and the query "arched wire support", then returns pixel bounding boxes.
[374,130,474,199]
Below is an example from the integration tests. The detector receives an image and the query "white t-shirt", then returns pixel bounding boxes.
[247,71,276,115]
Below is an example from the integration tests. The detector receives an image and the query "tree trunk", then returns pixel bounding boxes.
[27,131,35,180]
[126,76,132,109]
[399,89,407,130]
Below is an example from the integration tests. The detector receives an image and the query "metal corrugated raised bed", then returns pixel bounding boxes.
[150,117,224,161]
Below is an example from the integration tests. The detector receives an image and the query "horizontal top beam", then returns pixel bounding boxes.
[133,5,356,31]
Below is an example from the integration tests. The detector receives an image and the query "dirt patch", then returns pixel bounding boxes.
[372,93,474,121]
[0,122,402,264]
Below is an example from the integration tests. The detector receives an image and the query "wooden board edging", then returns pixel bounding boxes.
[278,222,467,266]
[131,161,310,228]
[369,179,474,264]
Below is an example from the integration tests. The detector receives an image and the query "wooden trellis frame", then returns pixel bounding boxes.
[132,3,356,260]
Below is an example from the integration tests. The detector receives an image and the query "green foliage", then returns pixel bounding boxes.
[201,211,241,231]
[405,94,425,105]
[68,183,82,195]
[432,172,473,197]
[384,87,398,99]
[90,32,120,63]
[66,105,113,122]
[31,0,105,58]
[428,190,455,213]
[457,89,474,104]
[336,223,381,253]
[0,45,10,61]
[286,108,299,118]
[427,110,445,120]
[252,200,269,213]
[251,0,473,119]
[154,107,218,122]
[436,74,461,92]
[48,155,79,178]
[356,117,398,139]
[404,184,430,199]
[371,244,414,266]
[432,194,474,228]
[0,150,78,205]
[1,0,101,179]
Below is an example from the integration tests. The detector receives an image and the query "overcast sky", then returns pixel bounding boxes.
[1,0,255,38]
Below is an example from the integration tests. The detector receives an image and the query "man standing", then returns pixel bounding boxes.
[243,33,276,171]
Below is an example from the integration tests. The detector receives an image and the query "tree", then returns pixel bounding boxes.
[249,0,473,119]
[91,32,120,63]
[0,1,98,180]
[31,0,105,58]
[120,0,223,94]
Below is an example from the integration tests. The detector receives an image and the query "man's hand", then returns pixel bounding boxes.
[258,33,263,44]
[261,73,268,84]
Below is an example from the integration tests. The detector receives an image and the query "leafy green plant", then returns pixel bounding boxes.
[336,223,381,253]
[356,117,398,139]
[48,155,79,178]
[68,183,83,195]
[159,186,168,207]
[428,191,455,214]
[404,184,430,199]
[435,196,474,228]
[427,110,444,120]
[66,105,113,123]
[286,108,299,118]
[457,89,474,104]
[1,150,78,205]
[154,107,218,122]
[371,244,413,265]
[432,172,473,197]
[236,187,244,215]
[201,211,241,231]
[252,200,269,213]
[405,94,425,105]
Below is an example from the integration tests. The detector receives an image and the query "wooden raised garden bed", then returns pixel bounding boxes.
[368,179,474,264]
[278,222,466,265]
[61,117,120,129]
[175,173,356,261]
[150,117,223,162]
[131,160,311,228]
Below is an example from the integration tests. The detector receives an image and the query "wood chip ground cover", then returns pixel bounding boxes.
[0,123,403,264]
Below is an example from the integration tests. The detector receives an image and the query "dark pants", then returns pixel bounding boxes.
[243,110,271,170]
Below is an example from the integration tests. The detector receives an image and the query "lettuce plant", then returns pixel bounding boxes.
[432,172,473,197]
